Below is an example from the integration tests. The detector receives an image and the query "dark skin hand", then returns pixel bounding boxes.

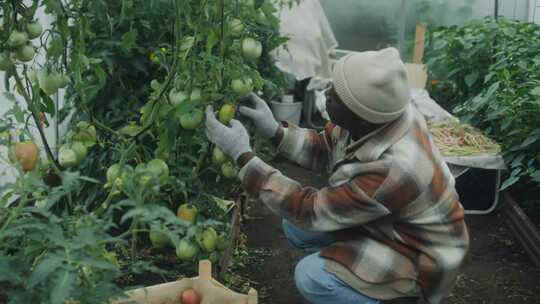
[236,85,383,168]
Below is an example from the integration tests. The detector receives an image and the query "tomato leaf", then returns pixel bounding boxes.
[28,253,64,288]
[121,30,138,53]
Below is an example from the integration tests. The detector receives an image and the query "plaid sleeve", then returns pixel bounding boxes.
[276,122,335,171]
[239,157,391,231]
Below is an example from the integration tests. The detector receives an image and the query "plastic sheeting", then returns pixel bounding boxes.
[274,0,338,81]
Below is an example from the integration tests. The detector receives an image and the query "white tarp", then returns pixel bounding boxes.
[274,0,338,81]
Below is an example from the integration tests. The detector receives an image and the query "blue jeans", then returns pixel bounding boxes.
[282,220,380,304]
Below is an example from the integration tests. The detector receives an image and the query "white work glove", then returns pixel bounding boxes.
[205,106,252,162]
[238,93,280,139]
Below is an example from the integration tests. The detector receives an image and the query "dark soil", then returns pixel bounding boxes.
[520,200,540,230]
[238,160,540,304]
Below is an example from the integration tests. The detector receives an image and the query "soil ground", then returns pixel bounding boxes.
[238,159,540,304]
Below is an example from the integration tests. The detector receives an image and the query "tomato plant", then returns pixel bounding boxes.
[0,0,300,302]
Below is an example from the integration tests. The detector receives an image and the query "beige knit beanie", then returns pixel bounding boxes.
[332,47,411,124]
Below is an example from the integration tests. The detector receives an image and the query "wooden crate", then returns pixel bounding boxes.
[112,260,257,304]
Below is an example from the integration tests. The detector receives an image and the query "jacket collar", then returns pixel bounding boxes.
[344,104,414,162]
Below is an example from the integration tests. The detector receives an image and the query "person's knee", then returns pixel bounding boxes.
[294,254,333,298]
[294,254,381,304]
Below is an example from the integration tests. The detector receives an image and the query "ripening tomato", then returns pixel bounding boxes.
[9,141,39,172]
[196,227,218,253]
[218,104,236,125]
[212,147,227,165]
[177,204,198,224]
[180,288,201,304]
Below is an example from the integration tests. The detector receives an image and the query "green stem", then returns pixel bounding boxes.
[0,194,29,233]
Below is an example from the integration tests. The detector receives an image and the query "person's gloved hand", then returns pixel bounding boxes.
[238,93,279,139]
[205,106,252,162]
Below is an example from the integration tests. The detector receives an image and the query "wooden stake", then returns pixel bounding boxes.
[413,23,427,64]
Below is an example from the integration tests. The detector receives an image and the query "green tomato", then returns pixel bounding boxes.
[256,10,268,24]
[106,164,121,183]
[196,227,218,253]
[180,36,195,53]
[59,147,78,168]
[119,122,143,137]
[180,110,204,130]
[71,141,88,164]
[176,239,200,261]
[28,69,38,83]
[7,30,29,48]
[102,250,120,268]
[231,77,253,97]
[150,79,161,91]
[169,89,189,107]
[37,70,59,95]
[241,0,255,8]
[26,22,43,39]
[221,162,238,179]
[135,163,154,188]
[147,158,169,183]
[216,232,229,251]
[212,147,228,165]
[190,88,203,103]
[149,230,170,248]
[75,121,97,146]
[57,74,70,89]
[35,199,48,209]
[228,18,244,37]
[208,251,219,263]
[0,52,13,71]
[16,44,35,62]
[106,164,132,189]
[241,38,263,61]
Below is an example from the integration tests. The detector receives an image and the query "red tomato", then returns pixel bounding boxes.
[180,288,201,304]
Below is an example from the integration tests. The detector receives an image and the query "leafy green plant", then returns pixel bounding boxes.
[1,0,297,302]
[425,17,540,190]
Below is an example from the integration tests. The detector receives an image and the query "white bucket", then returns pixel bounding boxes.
[270,100,302,125]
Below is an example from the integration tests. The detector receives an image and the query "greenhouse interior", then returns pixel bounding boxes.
[2,0,540,303]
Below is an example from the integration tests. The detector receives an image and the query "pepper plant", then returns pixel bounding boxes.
[425,17,540,191]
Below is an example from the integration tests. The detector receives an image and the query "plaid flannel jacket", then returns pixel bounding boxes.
[238,105,469,303]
